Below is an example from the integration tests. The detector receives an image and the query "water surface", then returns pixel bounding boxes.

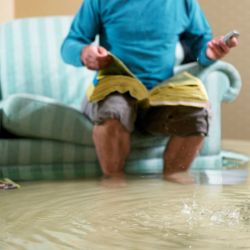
[1,140,250,250]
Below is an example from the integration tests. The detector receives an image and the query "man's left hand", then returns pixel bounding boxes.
[206,36,239,61]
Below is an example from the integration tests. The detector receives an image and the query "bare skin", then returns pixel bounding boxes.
[163,136,204,184]
[92,119,130,177]
[206,36,238,60]
[82,36,239,184]
[92,119,130,187]
[81,45,112,70]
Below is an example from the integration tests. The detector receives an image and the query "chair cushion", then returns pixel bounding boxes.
[0,137,166,166]
[0,153,227,181]
[2,93,168,148]
[2,93,93,145]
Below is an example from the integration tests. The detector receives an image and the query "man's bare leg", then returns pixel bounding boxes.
[92,118,130,178]
[163,135,204,184]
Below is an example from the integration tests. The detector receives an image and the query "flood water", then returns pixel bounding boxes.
[1,141,250,250]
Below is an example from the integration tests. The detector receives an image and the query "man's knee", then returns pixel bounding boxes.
[92,93,138,132]
[92,118,131,144]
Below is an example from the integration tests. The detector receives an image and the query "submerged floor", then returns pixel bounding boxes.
[0,140,250,250]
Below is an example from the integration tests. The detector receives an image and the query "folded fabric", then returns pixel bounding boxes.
[87,53,209,108]
[0,178,20,190]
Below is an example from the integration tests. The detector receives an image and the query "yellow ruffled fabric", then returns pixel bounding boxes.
[87,53,209,108]
[149,72,209,108]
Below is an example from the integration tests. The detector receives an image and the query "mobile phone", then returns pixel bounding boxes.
[223,30,240,45]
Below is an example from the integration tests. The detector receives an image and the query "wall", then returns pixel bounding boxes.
[198,0,250,140]
[1,0,250,139]
[14,0,82,18]
[0,0,15,23]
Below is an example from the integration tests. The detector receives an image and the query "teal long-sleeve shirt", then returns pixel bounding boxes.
[61,0,215,89]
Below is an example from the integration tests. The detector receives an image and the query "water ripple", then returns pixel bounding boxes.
[0,172,250,250]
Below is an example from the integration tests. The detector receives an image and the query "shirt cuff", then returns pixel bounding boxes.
[74,43,88,67]
[197,45,216,66]
[61,41,87,67]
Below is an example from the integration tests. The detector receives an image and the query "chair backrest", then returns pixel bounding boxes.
[0,16,184,108]
[0,16,95,108]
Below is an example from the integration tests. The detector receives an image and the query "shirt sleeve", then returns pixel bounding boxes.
[61,0,101,67]
[181,0,216,66]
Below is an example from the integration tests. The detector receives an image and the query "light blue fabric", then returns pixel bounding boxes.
[61,0,215,89]
[1,93,169,148]
[0,138,166,166]
[0,151,248,181]
[0,101,3,134]
[0,16,95,108]
[0,16,246,181]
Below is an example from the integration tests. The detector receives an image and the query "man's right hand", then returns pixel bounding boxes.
[81,45,111,70]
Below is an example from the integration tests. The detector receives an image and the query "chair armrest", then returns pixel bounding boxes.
[174,61,242,102]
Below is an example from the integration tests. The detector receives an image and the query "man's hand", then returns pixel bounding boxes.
[206,36,239,61]
[81,45,111,70]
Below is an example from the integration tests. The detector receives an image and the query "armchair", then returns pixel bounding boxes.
[0,16,247,180]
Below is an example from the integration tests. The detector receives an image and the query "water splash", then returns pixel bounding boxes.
[181,200,242,227]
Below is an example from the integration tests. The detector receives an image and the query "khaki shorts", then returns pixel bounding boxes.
[82,93,210,136]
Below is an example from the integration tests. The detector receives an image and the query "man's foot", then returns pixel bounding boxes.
[100,174,127,188]
[163,172,195,185]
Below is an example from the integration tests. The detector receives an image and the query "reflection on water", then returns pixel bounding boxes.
[0,166,250,250]
[194,168,249,185]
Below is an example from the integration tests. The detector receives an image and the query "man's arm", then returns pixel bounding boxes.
[61,0,109,69]
[181,0,238,65]
[180,0,214,66]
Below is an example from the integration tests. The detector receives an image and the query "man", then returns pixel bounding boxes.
[61,0,238,183]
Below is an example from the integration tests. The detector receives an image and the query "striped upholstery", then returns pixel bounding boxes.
[1,93,168,148]
[0,16,245,180]
[0,102,3,135]
[2,93,93,145]
[0,16,94,108]
[0,139,166,166]
[0,152,247,181]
